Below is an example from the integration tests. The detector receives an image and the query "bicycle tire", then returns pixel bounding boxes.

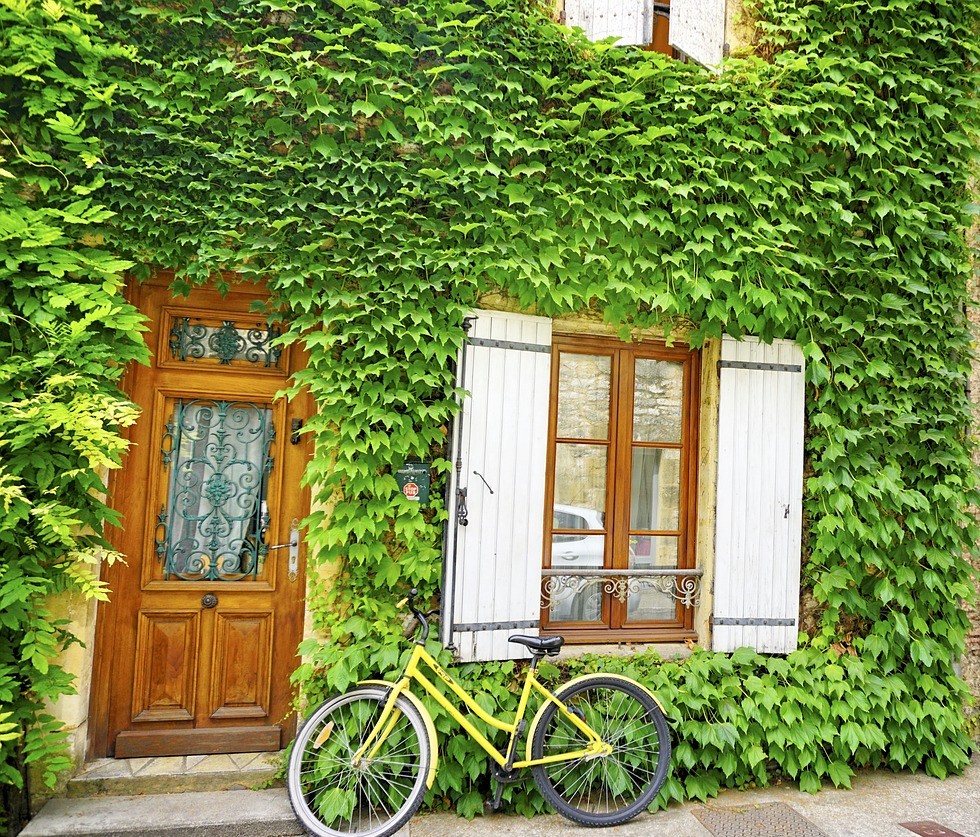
[287,686,431,837]
[530,675,671,827]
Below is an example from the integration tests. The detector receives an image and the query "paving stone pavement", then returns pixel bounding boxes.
[22,752,980,837]
[412,753,980,837]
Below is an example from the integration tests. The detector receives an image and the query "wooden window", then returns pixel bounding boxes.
[542,336,699,642]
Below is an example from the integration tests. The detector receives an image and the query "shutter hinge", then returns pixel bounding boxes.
[712,616,797,626]
[469,336,550,354]
[452,620,539,632]
[718,359,802,373]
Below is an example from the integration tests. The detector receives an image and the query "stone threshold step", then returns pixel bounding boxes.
[21,789,306,837]
[68,753,282,798]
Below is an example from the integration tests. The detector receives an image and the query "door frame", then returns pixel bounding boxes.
[87,272,312,760]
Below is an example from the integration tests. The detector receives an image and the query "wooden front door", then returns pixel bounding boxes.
[90,276,311,758]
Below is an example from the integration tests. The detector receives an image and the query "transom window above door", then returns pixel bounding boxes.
[542,335,700,641]
[162,309,284,373]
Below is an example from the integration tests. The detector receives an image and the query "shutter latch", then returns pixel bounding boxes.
[472,470,494,494]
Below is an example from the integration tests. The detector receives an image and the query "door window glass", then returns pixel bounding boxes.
[156,399,275,581]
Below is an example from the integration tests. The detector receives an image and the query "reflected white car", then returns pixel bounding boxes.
[549,504,604,621]
[549,505,666,622]
[550,504,605,568]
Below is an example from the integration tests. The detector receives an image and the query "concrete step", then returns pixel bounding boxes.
[66,753,281,798]
[20,789,306,837]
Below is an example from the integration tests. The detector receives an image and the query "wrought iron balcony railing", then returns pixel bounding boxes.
[541,567,703,610]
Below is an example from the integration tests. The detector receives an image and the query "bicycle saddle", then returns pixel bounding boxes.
[508,635,564,655]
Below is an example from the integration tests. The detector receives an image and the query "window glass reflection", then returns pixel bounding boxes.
[633,359,683,443]
[628,535,679,570]
[554,444,607,515]
[557,353,611,440]
[629,447,680,531]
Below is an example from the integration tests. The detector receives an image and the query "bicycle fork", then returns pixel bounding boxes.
[350,680,410,768]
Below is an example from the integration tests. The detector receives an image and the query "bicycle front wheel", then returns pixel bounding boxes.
[287,686,431,837]
[530,675,671,827]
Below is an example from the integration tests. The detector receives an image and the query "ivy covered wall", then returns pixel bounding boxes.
[0,0,148,828]
[2,0,979,820]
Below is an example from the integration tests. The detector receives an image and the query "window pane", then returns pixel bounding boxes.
[557,353,611,440]
[554,443,607,516]
[551,533,605,568]
[547,530,604,624]
[547,577,604,623]
[629,536,679,569]
[554,507,604,532]
[633,359,683,443]
[629,447,680,531]
[626,588,676,622]
[169,317,282,367]
[626,536,679,622]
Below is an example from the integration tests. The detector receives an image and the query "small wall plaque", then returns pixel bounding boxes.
[395,462,431,506]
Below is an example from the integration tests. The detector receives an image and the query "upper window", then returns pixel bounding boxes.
[563,0,672,51]
[562,0,726,68]
[542,335,699,641]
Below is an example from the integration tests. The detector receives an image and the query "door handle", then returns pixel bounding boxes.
[266,518,300,583]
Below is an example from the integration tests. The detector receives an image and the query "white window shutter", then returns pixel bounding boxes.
[441,310,552,662]
[713,336,805,654]
[669,0,726,69]
[564,0,655,46]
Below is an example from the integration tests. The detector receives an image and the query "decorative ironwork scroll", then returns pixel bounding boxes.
[541,568,703,611]
[155,399,275,581]
[168,317,282,367]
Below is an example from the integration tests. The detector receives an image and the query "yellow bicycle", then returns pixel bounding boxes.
[287,589,671,837]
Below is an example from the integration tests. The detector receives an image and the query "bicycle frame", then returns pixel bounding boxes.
[355,642,611,771]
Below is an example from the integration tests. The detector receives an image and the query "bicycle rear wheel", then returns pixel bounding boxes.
[287,686,431,837]
[530,675,671,827]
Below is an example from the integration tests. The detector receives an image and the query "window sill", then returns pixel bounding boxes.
[547,639,696,663]
[541,626,698,653]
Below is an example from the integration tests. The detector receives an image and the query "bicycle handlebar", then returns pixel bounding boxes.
[399,588,431,645]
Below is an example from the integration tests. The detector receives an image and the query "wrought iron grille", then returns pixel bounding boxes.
[542,567,703,621]
[155,399,275,581]
[168,317,282,367]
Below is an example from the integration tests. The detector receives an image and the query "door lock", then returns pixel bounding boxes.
[267,518,301,582]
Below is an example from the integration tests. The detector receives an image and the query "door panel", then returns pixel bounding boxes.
[209,611,273,719]
[90,275,310,759]
[132,611,200,722]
